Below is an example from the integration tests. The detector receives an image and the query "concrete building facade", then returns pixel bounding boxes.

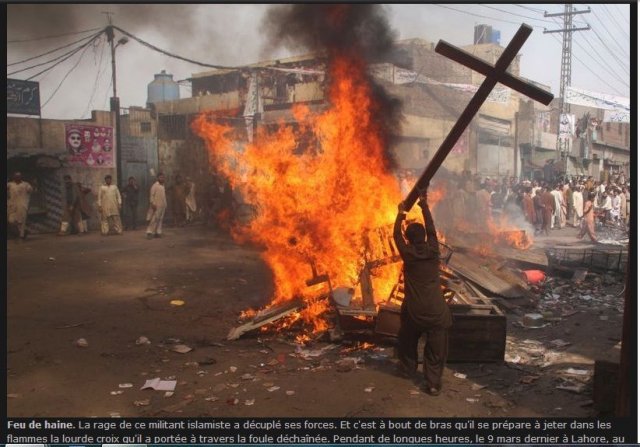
[7,111,117,233]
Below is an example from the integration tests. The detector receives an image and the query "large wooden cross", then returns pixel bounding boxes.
[402,24,554,211]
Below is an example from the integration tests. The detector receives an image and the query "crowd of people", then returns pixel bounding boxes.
[8,167,630,244]
[397,169,631,244]
[6,171,208,240]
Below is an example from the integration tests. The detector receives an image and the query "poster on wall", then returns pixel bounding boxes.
[558,113,575,141]
[65,124,114,167]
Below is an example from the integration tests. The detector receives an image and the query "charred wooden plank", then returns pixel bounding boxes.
[448,252,524,298]
[227,298,305,340]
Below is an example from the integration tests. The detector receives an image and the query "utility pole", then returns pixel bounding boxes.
[103,11,125,187]
[102,12,117,98]
[544,5,590,177]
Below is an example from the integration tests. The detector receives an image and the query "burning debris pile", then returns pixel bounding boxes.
[192,5,547,344]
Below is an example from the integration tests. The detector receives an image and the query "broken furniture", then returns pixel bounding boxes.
[375,297,506,363]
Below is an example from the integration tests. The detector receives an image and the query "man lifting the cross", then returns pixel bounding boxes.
[389,24,553,396]
[393,187,452,396]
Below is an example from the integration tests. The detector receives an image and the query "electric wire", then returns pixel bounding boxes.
[8,31,104,67]
[495,5,629,77]
[25,32,103,81]
[41,38,94,109]
[572,32,630,87]
[548,16,629,90]
[112,25,241,70]
[8,43,87,76]
[545,15,630,78]
[611,4,630,26]
[8,31,104,77]
[546,15,630,88]
[81,36,108,118]
[471,4,630,85]
[586,25,631,76]
[102,76,113,110]
[432,4,546,29]
[513,4,547,14]
[547,33,626,97]
[599,4,630,40]
[8,27,103,43]
[476,4,558,25]
[589,9,630,60]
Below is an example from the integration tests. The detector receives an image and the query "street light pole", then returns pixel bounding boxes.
[103,14,127,188]
[108,25,117,99]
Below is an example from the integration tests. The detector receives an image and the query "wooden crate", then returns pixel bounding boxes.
[375,302,506,363]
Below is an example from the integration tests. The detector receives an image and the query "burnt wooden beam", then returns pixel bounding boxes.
[402,24,554,211]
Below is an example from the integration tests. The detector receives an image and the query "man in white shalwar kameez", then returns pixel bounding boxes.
[550,185,566,229]
[572,186,584,227]
[146,173,167,239]
[7,172,33,239]
[98,175,123,235]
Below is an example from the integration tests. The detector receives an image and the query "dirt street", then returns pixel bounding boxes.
[7,225,624,417]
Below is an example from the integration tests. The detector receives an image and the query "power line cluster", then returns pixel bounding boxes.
[6,6,631,116]
[434,4,630,97]
[545,5,630,96]
[7,27,103,44]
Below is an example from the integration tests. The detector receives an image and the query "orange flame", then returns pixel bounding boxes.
[193,55,402,334]
[486,215,533,250]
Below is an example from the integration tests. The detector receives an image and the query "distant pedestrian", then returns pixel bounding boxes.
[572,186,584,227]
[611,189,621,224]
[185,177,197,224]
[620,187,629,225]
[205,174,223,226]
[76,182,92,234]
[7,171,33,240]
[540,186,555,236]
[59,174,81,235]
[577,192,598,243]
[550,185,566,229]
[122,176,139,230]
[98,175,123,235]
[521,187,535,225]
[146,173,167,239]
[171,174,188,227]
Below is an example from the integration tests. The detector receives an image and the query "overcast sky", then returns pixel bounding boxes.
[7,4,633,120]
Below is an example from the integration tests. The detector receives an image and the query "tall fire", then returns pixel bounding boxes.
[193,53,404,335]
[192,5,535,341]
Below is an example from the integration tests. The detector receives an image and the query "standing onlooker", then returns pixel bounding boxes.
[521,187,535,225]
[600,188,613,222]
[205,173,222,226]
[577,192,598,242]
[572,186,584,227]
[540,186,555,236]
[565,183,574,226]
[476,183,492,227]
[611,188,621,224]
[122,176,139,230]
[98,175,123,235]
[77,182,92,234]
[7,171,33,240]
[171,174,189,227]
[550,184,566,229]
[185,176,197,224]
[59,174,81,235]
[146,173,167,239]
